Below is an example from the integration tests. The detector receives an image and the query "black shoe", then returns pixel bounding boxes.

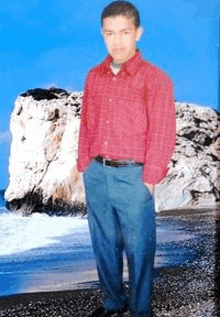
[89,305,128,317]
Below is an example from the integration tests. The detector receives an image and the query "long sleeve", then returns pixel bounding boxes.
[77,81,91,172]
[143,76,176,185]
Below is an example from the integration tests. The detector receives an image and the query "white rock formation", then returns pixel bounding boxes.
[5,89,85,214]
[4,88,220,214]
[154,102,219,211]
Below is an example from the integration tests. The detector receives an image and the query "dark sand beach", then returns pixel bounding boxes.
[0,208,219,317]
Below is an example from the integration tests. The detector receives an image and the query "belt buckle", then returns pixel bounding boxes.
[103,157,112,167]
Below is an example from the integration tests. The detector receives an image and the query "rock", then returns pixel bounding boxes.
[5,88,85,215]
[20,87,69,100]
[154,102,220,211]
[4,89,220,214]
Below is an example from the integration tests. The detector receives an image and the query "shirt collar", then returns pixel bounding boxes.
[100,49,143,76]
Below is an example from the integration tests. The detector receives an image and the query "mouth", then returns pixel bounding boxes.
[113,48,125,53]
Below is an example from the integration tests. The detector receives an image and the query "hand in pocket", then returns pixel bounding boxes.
[144,182,154,195]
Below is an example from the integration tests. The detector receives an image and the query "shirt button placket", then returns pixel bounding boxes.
[105,78,111,150]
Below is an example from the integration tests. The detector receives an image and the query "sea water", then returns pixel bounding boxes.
[0,191,94,296]
[0,207,91,256]
[0,191,197,297]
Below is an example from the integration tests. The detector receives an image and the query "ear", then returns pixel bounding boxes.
[136,26,143,42]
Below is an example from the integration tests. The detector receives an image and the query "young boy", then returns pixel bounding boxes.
[77,1,176,316]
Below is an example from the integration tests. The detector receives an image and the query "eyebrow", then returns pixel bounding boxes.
[103,27,132,33]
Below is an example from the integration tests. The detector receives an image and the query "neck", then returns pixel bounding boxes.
[110,61,121,75]
[111,60,122,69]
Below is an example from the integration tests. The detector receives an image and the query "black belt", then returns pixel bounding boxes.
[95,155,144,167]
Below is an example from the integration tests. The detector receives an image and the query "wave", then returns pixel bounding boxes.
[0,208,89,256]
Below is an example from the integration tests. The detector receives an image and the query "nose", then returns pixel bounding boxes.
[113,33,122,46]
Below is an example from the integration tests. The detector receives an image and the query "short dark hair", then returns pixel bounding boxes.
[101,1,140,29]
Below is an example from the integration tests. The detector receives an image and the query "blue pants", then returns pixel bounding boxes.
[83,159,156,317]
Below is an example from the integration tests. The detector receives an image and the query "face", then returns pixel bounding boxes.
[101,15,142,64]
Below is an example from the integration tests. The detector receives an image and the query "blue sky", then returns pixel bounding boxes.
[0,0,219,189]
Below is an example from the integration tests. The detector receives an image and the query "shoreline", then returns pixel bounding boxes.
[0,265,218,316]
[0,207,219,316]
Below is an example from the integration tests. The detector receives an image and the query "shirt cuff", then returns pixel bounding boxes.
[142,165,168,185]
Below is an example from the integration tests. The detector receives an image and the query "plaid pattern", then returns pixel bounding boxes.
[77,50,176,184]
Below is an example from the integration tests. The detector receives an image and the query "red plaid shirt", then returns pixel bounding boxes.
[77,50,176,185]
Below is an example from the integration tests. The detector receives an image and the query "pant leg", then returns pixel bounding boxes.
[83,159,127,311]
[109,165,156,317]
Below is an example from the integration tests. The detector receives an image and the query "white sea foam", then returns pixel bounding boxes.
[0,208,89,256]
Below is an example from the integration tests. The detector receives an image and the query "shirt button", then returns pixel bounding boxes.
[106,120,109,124]
[113,77,116,81]
[104,142,108,145]
[109,98,112,102]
